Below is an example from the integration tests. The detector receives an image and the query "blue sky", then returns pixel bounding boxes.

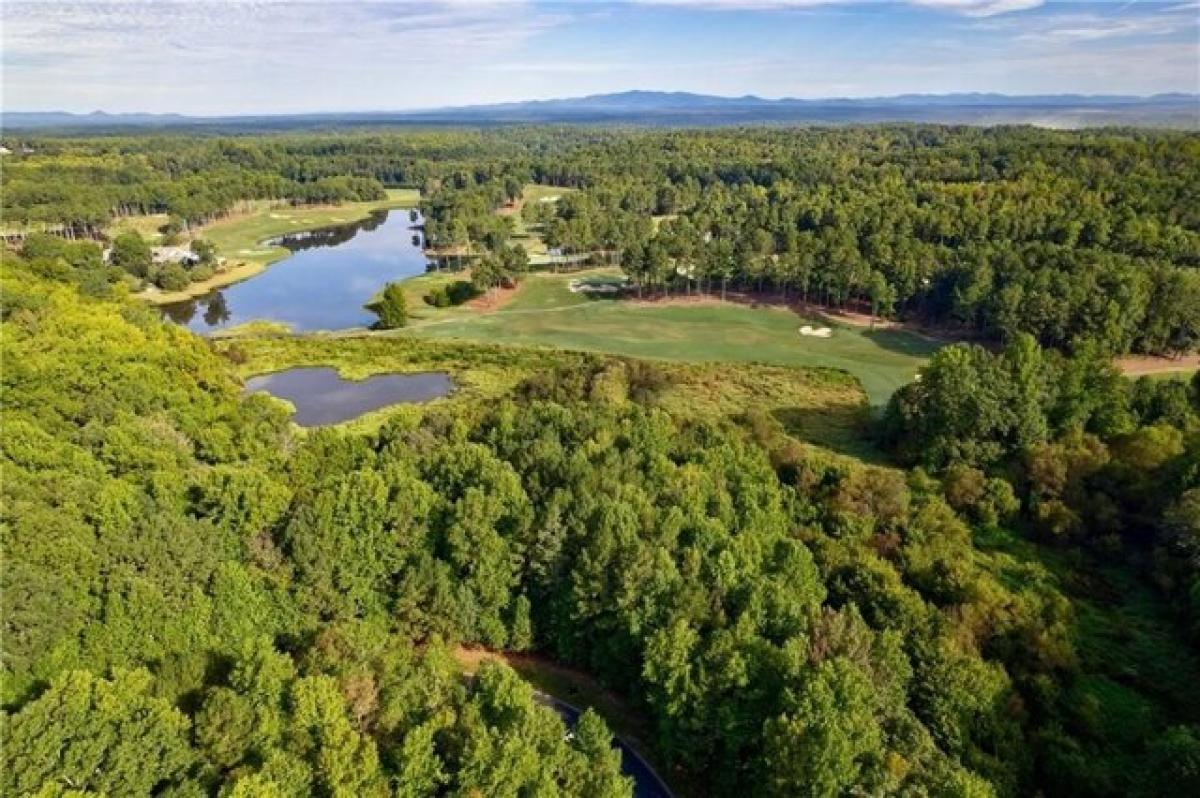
[3,1,1197,114]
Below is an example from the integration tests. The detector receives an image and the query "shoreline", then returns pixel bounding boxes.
[137,190,419,306]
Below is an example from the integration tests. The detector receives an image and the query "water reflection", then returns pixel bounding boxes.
[244,367,454,425]
[266,210,387,251]
[162,209,428,332]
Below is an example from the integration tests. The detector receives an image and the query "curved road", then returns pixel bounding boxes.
[537,694,675,798]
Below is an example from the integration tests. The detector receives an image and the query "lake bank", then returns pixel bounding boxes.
[139,188,420,304]
[160,207,429,333]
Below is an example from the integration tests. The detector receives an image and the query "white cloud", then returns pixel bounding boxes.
[978,2,1200,43]
[633,0,1045,14]
[910,0,1043,17]
[2,1,570,112]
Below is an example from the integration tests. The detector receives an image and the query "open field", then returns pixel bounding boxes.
[138,189,420,303]
[104,212,171,244]
[408,269,940,406]
[220,332,873,453]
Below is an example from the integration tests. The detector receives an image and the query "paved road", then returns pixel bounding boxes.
[537,694,675,798]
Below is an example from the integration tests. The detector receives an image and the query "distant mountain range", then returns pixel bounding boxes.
[4,91,1198,131]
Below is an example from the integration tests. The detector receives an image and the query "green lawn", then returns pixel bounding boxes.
[409,270,940,406]
[104,212,171,244]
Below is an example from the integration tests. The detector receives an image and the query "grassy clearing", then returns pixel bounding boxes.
[522,183,575,204]
[409,269,940,406]
[140,189,420,304]
[219,332,872,452]
[507,184,579,266]
[104,213,171,244]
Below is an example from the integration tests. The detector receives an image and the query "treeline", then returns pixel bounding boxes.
[421,127,1200,355]
[884,335,1200,640]
[9,127,1198,353]
[4,262,1199,795]
[2,141,391,235]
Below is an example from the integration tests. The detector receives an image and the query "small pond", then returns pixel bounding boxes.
[244,367,454,425]
[162,209,428,332]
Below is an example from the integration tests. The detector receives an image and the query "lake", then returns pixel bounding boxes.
[162,209,428,332]
[244,367,454,425]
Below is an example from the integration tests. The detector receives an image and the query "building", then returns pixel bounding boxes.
[151,246,200,266]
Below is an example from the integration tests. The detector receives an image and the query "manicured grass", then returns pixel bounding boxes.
[410,270,940,406]
[522,183,575,204]
[204,188,420,268]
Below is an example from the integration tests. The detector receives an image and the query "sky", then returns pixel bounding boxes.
[2,0,1198,114]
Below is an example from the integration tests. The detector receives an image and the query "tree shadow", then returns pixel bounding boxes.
[861,326,947,358]
[771,404,889,464]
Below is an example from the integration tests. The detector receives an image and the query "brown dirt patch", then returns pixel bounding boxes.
[1117,354,1200,376]
[495,198,524,217]
[465,282,521,311]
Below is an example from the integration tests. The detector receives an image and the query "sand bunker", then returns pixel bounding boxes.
[568,278,627,294]
[799,325,833,338]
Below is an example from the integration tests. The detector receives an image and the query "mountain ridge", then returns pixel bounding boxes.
[4,90,1197,130]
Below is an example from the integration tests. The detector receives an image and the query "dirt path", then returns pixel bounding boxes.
[1117,354,1200,377]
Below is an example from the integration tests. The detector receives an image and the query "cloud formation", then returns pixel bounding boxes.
[2,0,1195,113]
[634,0,1044,14]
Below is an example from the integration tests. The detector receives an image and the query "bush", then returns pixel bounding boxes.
[424,279,480,308]
[111,232,153,279]
[155,263,190,291]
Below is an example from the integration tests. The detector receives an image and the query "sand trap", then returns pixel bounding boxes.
[799,325,833,338]
[568,278,627,294]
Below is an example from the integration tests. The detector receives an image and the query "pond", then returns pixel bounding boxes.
[244,367,454,425]
[162,209,428,332]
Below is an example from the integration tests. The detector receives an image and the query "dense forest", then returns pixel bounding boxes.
[5,126,1198,353]
[4,250,1200,795]
[3,125,1200,796]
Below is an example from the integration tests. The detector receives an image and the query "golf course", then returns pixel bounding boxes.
[404,269,942,406]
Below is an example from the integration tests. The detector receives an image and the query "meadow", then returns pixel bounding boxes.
[407,269,942,406]
[222,331,873,456]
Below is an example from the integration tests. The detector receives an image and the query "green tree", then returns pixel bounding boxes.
[2,669,197,795]
[190,237,218,265]
[110,231,152,279]
[367,282,408,329]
